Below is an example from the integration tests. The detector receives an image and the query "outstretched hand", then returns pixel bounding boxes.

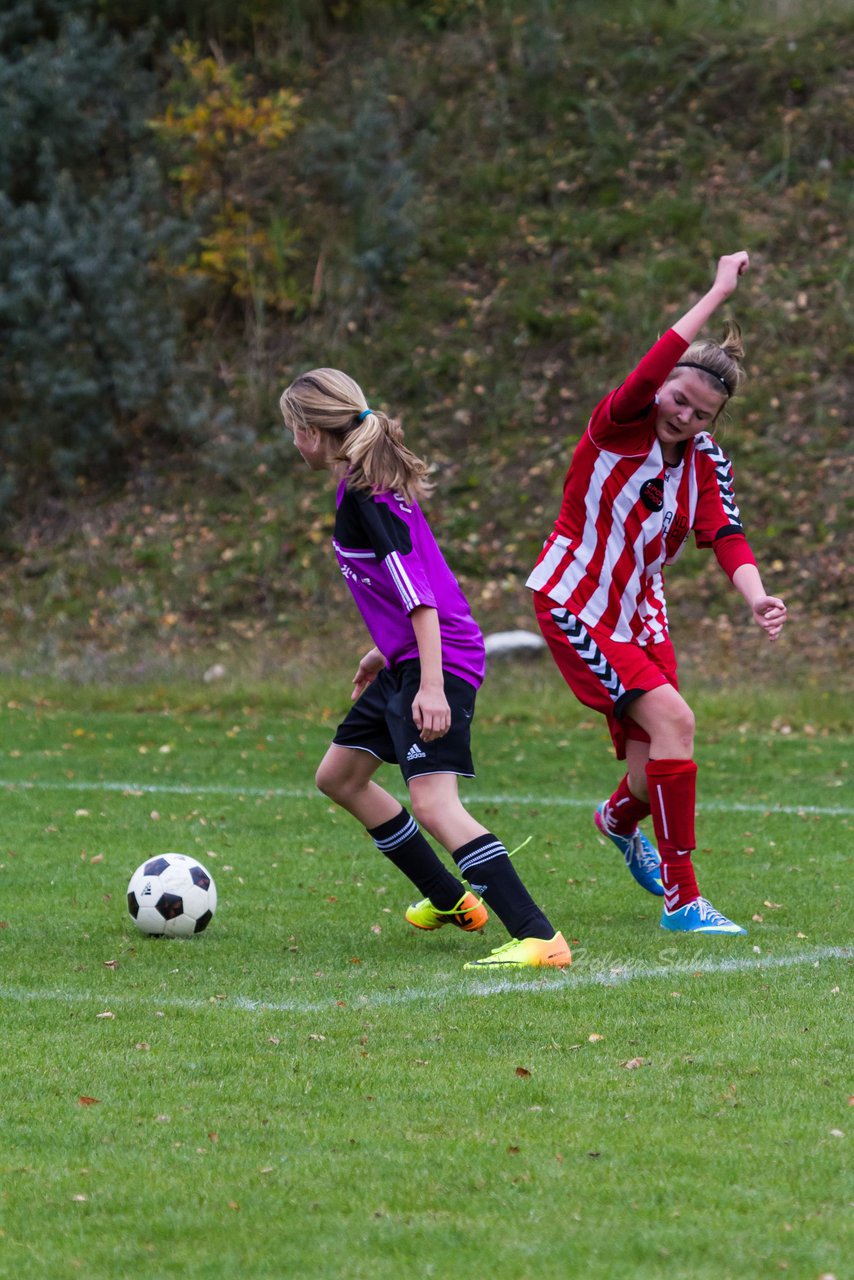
[351,647,386,700]
[714,250,750,298]
[752,595,787,642]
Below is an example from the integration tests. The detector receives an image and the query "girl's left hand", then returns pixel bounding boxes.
[752,595,787,641]
[412,684,451,742]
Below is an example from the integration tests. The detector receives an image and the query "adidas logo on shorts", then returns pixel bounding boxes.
[406,742,427,761]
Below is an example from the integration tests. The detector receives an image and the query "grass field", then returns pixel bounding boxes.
[0,673,850,1279]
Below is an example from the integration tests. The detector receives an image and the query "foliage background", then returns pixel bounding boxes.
[0,0,850,683]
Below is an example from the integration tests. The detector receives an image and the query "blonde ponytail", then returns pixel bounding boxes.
[279,368,433,503]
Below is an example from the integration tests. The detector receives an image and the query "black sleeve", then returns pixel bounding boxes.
[334,487,413,560]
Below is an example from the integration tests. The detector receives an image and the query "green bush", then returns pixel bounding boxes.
[0,1,200,512]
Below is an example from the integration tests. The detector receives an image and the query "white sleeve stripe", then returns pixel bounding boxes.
[386,550,422,613]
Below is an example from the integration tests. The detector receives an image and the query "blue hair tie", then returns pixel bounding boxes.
[356,408,373,423]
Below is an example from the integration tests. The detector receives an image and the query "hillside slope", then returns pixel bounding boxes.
[2,3,850,684]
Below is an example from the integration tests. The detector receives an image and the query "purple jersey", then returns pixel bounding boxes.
[333,479,486,688]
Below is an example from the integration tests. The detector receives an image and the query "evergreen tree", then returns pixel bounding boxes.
[0,0,197,510]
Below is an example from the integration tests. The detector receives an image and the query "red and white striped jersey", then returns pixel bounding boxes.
[526,330,753,645]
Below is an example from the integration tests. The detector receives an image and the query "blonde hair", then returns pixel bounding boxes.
[279,367,433,503]
[666,321,746,401]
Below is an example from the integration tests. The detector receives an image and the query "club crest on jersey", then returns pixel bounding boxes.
[640,478,664,511]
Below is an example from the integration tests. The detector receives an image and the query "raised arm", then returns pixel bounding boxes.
[671,251,750,345]
[607,253,750,427]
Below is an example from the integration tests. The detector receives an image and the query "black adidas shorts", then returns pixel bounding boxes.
[332,659,477,784]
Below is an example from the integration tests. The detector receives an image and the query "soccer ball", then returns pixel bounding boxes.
[127,853,217,938]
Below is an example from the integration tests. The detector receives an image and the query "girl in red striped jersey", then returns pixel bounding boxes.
[527,251,787,934]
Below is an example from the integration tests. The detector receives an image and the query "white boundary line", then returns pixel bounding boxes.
[0,777,851,817]
[0,946,848,1016]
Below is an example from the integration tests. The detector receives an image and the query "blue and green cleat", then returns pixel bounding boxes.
[660,897,746,935]
[594,803,663,896]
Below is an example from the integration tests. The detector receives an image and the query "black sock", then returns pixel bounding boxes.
[452,833,553,940]
[368,808,465,909]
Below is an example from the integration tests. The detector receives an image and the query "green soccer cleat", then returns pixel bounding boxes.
[463,931,572,970]
[405,890,488,933]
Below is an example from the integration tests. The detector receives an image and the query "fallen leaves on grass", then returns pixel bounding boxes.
[622,1057,646,1070]
[77,1096,100,1106]
[95,1010,115,1020]
[588,1033,604,1043]
[515,1066,531,1078]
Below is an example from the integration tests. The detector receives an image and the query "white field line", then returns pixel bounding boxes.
[0,776,851,817]
[0,946,849,1018]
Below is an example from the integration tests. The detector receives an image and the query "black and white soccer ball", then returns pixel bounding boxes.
[127,853,217,937]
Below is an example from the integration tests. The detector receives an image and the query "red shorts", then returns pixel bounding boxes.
[533,592,678,760]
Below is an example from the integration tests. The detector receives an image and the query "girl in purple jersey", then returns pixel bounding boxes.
[281,367,570,968]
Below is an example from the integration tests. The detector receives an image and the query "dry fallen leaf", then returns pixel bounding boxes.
[622,1057,646,1070]
[77,1096,100,1106]
[588,1033,604,1043]
[95,1010,114,1020]
[763,900,783,910]
[308,1034,326,1042]
[103,959,119,970]
[515,1066,531,1078]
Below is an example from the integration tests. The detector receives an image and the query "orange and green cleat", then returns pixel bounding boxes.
[463,931,571,969]
[405,891,488,933]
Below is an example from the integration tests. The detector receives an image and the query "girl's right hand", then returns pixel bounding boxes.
[351,647,386,700]
[714,251,750,297]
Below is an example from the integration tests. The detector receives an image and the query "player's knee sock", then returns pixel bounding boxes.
[368,808,464,909]
[451,833,553,940]
[604,774,651,836]
[646,759,700,910]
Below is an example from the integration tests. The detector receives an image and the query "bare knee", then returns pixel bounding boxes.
[634,687,696,758]
[661,702,695,754]
[315,755,349,803]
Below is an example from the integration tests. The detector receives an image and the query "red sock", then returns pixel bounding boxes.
[646,758,700,910]
[604,775,651,836]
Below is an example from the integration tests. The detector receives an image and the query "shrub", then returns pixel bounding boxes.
[0,1,199,512]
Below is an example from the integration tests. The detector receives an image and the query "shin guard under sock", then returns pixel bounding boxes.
[368,808,464,910]
[452,833,552,940]
[646,758,700,910]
